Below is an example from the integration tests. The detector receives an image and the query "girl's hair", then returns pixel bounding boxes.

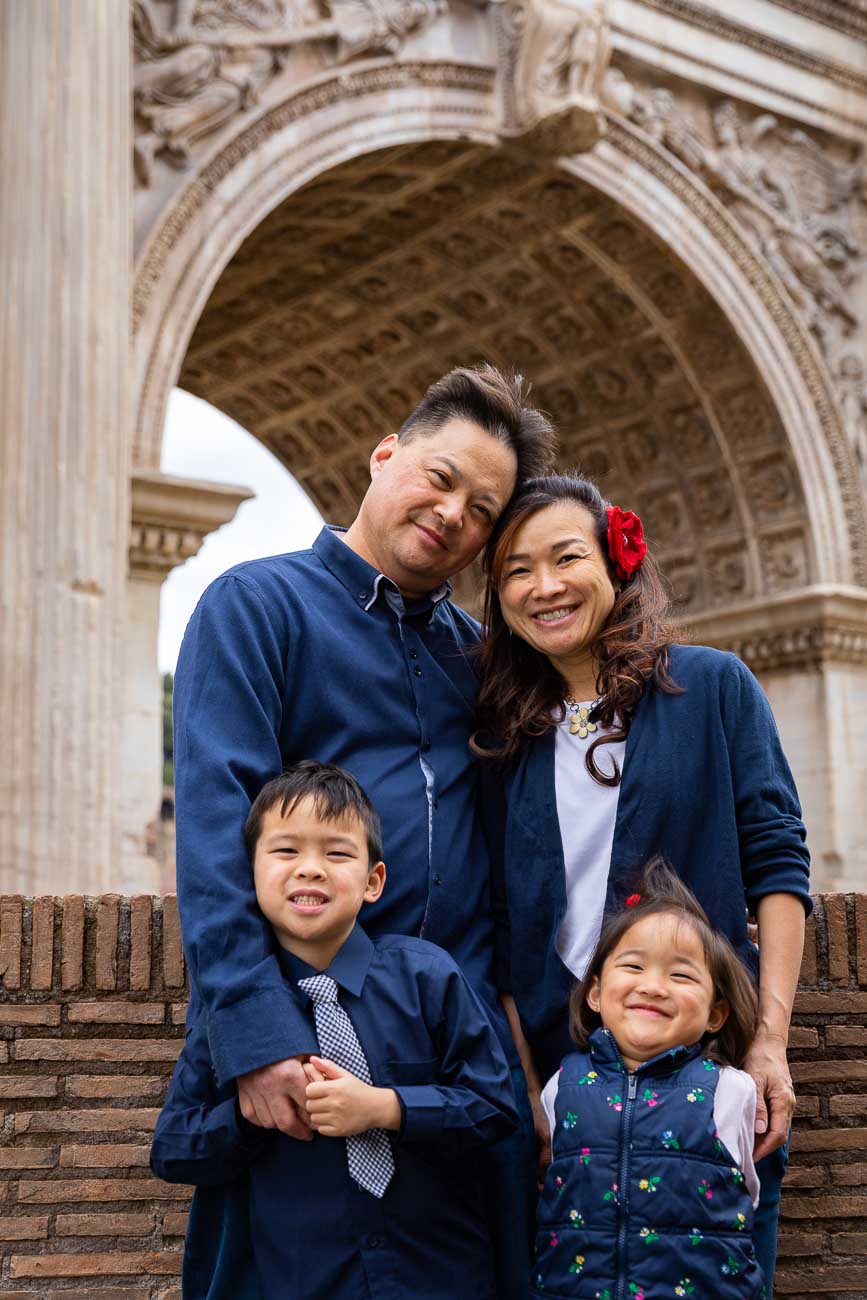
[472,473,680,781]
[569,858,759,1068]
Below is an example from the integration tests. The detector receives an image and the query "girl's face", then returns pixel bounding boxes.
[587,912,729,1071]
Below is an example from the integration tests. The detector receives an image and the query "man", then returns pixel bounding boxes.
[173,364,557,1295]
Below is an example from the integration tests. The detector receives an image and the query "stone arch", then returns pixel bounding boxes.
[132,64,867,613]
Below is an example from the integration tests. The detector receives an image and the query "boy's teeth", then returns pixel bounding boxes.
[292,894,324,905]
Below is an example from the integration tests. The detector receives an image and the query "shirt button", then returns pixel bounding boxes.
[409,648,418,659]
[357,591,368,602]
[367,1234,381,1248]
[413,666,422,677]
[434,874,443,886]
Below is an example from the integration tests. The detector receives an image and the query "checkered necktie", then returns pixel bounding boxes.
[298,973,395,1198]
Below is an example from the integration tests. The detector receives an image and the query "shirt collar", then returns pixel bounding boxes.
[276,921,374,999]
[312,525,452,619]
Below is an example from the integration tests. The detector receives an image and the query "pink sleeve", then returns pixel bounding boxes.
[714,1067,760,1208]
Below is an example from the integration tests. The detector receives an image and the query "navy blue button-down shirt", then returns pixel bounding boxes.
[173,526,512,1082]
[151,924,518,1299]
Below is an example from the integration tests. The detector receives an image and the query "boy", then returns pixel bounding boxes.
[151,761,518,1299]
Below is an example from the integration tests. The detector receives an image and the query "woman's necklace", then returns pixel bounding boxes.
[564,695,598,739]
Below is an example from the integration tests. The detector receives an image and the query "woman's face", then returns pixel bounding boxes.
[497,500,617,671]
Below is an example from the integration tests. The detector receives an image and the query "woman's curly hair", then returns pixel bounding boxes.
[472,473,681,782]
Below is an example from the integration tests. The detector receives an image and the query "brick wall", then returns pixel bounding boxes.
[0,894,864,1297]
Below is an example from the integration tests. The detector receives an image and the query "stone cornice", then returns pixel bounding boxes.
[628,0,867,97]
[771,0,867,43]
[676,585,867,671]
[129,470,252,582]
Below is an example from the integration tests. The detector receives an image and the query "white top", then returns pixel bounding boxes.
[541,1063,761,1207]
[554,702,626,981]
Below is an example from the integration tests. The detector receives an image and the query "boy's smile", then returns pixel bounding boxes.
[253,796,385,970]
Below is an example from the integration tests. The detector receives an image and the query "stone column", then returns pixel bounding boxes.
[122,472,252,895]
[683,588,867,894]
[0,2,132,894]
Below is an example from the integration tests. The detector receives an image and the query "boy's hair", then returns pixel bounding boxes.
[244,760,383,865]
[570,857,759,1068]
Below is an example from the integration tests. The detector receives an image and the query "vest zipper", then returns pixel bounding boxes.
[615,1071,638,1300]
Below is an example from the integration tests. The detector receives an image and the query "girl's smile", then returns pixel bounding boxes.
[586,911,729,1071]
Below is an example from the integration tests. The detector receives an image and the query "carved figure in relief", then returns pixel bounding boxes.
[626,83,865,348]
[494,0,610,154]
[133,0,443,185]
[839,355,867,486]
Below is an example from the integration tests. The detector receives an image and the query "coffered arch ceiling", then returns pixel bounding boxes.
[179,140,813,619]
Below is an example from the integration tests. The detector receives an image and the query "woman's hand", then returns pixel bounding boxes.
[529,1083,552,1190]
[743,1029,795,1163]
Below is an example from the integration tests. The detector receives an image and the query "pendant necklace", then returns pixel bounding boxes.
[565,696,598,739]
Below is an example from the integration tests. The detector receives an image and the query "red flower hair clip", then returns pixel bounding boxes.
[625,893,641,908]
[606,506,647,581]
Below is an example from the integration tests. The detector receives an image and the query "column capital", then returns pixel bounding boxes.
[129,470,253,582]
[676,585,867,673]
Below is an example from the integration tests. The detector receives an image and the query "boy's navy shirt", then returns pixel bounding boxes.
[173,525,512,1082]
[151,924,519,1299]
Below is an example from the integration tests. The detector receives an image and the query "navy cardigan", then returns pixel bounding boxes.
[493,644,812,1078]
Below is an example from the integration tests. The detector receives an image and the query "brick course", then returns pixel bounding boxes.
[0,893,863,1296]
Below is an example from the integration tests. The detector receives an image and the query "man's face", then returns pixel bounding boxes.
[360,418,518,596]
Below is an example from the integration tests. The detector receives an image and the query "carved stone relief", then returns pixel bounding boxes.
[492,0,609,155]
[133,0,446,186]
[838,354,867,492]
[614,74,867,368]
[133,0,612,189]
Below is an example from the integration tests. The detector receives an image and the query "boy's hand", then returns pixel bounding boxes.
[305,1055,401,1137]
[238,1057,313,1140]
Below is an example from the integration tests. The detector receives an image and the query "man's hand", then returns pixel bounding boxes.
[238,1057,313,1140]
[743,1030,794,1163]
[305,1055,401,1137]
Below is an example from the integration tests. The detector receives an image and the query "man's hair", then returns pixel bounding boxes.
[570,857,759,1068]
[244,760,383,864]
[398,363,558,482]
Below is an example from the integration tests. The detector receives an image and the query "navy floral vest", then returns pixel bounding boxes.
[534,1029,765,1300]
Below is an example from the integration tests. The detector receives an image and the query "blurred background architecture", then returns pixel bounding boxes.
[2,0,867,898]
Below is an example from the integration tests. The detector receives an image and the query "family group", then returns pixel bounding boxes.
[150,365,811,1299]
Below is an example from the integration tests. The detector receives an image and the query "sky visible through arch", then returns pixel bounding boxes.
[158,389,323,673]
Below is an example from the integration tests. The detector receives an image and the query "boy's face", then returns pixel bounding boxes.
[253,796,385,965]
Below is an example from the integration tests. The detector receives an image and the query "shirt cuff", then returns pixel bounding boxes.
[208,989,319,1084]
[392,1085,446,1143]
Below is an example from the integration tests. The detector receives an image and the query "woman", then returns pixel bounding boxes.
[474,473,811,1291]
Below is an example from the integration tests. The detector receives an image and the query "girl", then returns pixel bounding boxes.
[534,860,765,1299]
